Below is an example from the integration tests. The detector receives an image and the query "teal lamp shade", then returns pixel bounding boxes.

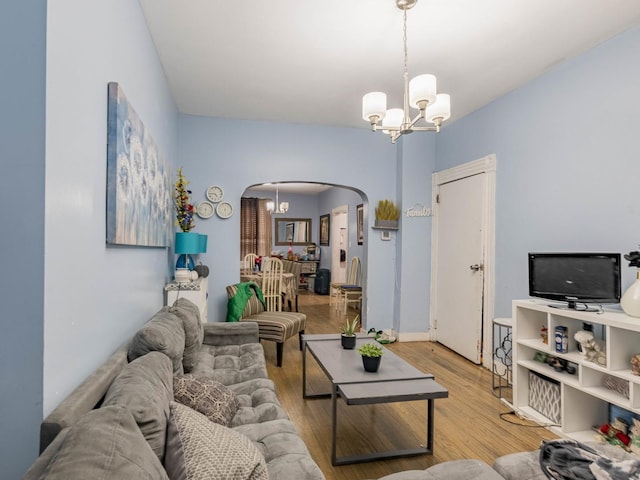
[175,232,207,270]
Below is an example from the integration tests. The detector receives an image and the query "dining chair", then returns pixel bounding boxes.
[330,257,360,309]
[242,253,258,275]
[261,257,283,312]
[336,257,362,314]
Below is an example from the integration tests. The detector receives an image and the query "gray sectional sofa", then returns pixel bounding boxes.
[23,298,324,479]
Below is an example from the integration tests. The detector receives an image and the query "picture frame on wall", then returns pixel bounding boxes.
[319,214,330,246]
[356,204,364,245]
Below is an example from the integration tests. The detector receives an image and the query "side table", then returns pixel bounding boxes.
[164,277,208,323]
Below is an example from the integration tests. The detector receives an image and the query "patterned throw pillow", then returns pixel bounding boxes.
[173,374,240,426]
[164,402,268,480]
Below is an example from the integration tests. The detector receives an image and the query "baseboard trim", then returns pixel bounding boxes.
[398,331,433,342]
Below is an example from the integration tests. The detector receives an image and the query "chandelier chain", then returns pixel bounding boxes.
[403,7,408,81]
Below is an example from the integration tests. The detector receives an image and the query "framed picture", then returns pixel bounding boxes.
[106,82,171,246]
[356,204,364,245]
[319,214,330,246]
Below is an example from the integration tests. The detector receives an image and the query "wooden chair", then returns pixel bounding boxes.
[242,253,258,275]
[226,283,305,367]
[336,257,362,314]
[330,257,360,309]
[261,257,283,312]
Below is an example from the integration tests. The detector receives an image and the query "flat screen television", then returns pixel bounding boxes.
[528,253,621,311]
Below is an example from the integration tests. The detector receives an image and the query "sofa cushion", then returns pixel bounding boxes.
[191,343,268,386]
[228,378,288,427]
[233,418,325,480]
[129,310,186,375]
[173,374,240,426]
[164,401,268,480]
[24,405,168,480]
[102,351,173,461]
[167,298,204,373]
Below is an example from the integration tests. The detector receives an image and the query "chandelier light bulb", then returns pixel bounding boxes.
[382,108,404,134]
[425,93,451,124]
[362,92,387,124]
[409,74,437,110]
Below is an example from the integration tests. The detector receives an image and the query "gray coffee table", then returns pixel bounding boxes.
[302,334,449,466]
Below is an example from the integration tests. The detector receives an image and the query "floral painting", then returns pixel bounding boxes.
[106,82,171,246]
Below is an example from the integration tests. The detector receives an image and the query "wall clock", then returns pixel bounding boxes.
[196,201,214,219]
[216,201,233,219]
[206,185,224,203]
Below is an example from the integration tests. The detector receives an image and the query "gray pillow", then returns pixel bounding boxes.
[165,402,268,480]
[128,310,186,375]
[103,351,173,461]
[173,374,239,426]
[168,298,204,373]
[36,405,168,479]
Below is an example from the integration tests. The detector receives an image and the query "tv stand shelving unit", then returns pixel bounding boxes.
[513,299,640,441]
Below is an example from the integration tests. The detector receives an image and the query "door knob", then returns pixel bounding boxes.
[469,264,483,272]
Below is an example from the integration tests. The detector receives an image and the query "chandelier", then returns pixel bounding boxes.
[362,0,451,143]
[266,185,289,214]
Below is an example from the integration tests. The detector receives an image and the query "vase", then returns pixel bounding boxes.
[362,355,381,373]
[341,334,356,350]
[621,271,640,318]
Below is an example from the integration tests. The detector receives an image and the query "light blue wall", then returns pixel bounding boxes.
[436,25,640,317]
[0,3,46,477]
[178,115,404,330]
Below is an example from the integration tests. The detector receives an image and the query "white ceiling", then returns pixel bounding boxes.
[139,0,640,129]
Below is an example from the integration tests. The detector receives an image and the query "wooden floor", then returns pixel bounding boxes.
[265,291,557,480]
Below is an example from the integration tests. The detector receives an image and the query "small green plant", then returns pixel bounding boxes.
[375,199,400,221]
[341,315,359,336]
[357,343,383,358]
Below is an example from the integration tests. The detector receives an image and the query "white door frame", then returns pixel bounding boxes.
[331,205,348,283]
[430,154,496,369]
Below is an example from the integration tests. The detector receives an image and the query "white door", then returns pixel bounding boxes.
[434,173,485,364]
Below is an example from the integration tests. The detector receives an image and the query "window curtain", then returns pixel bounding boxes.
[240,198,272,258]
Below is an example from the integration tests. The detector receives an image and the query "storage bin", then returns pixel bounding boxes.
[528,371,561,424]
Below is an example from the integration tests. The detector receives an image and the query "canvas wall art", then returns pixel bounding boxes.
[106,82,171,247]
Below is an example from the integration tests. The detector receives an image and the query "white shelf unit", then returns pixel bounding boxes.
[512,299,640,440]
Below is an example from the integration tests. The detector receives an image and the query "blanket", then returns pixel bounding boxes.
[226,282,265,323]
[540,439,640,480]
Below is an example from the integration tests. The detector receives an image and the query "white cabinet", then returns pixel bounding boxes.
[513,299,640,441]
[165,277,208,323]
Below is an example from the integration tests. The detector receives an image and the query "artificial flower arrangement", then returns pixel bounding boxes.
[175,168,195,232]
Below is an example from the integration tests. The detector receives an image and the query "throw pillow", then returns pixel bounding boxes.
[38,405,169,480]
[128,310,186,375]
[102,351,173,461]
[167,298,204,373]
[173,374,239,426]
[165,402,268,480]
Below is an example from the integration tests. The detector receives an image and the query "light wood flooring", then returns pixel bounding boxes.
[264,291,557,480]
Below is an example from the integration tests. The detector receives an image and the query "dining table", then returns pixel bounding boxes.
[240,272,298,311]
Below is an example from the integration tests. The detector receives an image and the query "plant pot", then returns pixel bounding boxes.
[374,220,398,229]
[341,334,356,350]
[361,355,381,372]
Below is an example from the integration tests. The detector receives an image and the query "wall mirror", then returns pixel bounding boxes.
[274,218,312,246]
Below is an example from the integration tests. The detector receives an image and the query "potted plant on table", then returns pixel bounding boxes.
[358,343,383,372]
[341,315,359,349]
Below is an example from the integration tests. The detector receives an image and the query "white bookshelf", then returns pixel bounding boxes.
[512,299,640,439]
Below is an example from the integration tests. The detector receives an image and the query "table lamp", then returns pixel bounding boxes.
[175,232,207,270]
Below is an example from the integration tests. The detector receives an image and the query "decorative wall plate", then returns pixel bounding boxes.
[206,185,224,203]
[216,201,233,219]
[196,201,214,219]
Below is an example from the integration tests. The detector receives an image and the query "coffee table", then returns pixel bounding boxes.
[302,334,449,466]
